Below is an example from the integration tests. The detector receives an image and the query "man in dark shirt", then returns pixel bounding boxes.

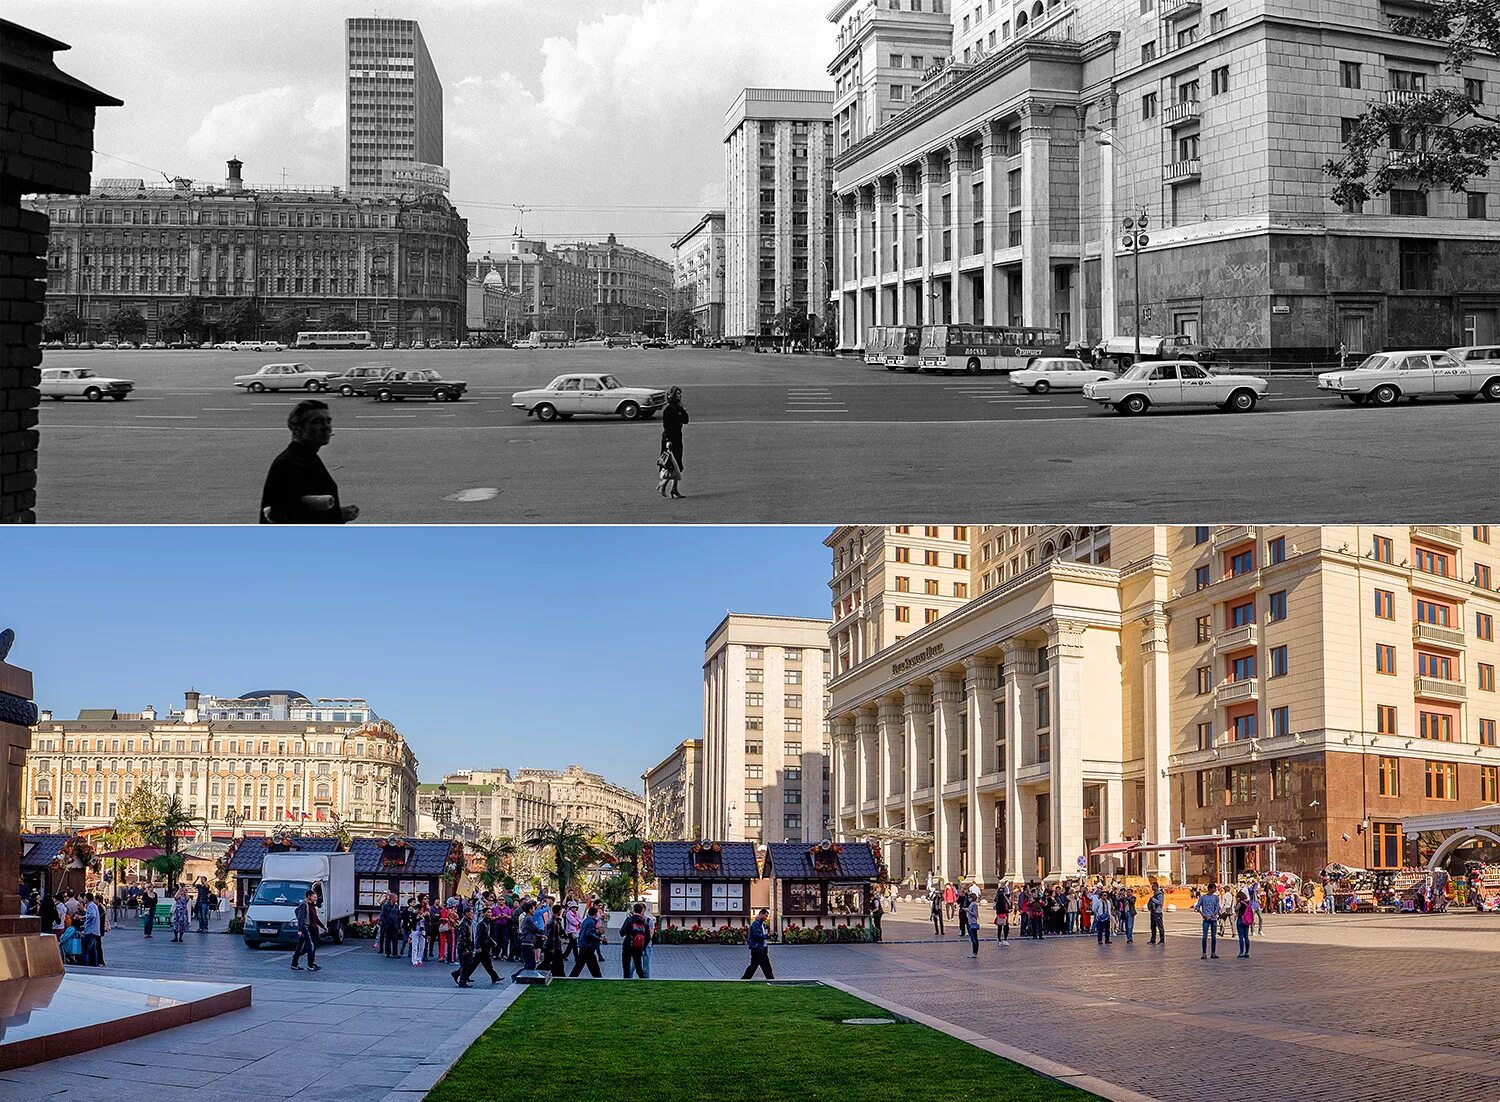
[260,400,360,523]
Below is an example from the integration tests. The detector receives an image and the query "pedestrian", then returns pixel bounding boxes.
[1119,886,1137,944]
[424,897,441,962]
[259,400,360,523]
[194,877,212,932]
[451,910,476,987]
[870,890,883,937]
[966,894,980,956]
[542,904,566,977]
[641,904,655,978]
[1250,880,1265,935]
[410,902,428,966]
[1148,882,1166,945]
[657,387,688,499]
[569,904,604,978]
[81,893,103,967]
[943,881,957,920]
[170,886,190,942]
[1027,893,1045,939]
[141,885,157,938]
[563,899,582,965]
[1092,889,1112,945]
[619,902,651,980]
[994,886,1011,946]
[929,889,944,936]
[290,888,321,972]
[379,891,401,958]
[957,889,970,938]
[1235,890,1255,958]
[511,901,537,976]
[1194,883,1222,960]
[741,908,774,980]
[1065,887,1079,935]
[39,891,59,938]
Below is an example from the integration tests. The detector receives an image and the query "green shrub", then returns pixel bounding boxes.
[227,916,244,935]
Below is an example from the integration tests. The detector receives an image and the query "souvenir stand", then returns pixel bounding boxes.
[350,835,464,921]
[1320,863,1377,912]
[650,840,759,935]
[1459,862,1500,909]
[764,840,879,937]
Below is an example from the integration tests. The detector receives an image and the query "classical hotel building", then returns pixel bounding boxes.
[830,0,1500,355]
[23,691,419,836]
[826,525,1500,884]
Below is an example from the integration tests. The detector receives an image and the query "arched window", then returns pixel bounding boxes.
[1032,1,1044,17]
[1016,9,1028,27]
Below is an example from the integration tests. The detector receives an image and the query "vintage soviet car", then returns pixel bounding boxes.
[1316,350,1500,405]
[1082,360,1268,414]
[510,373,666,422]
[39,367,134,401]
[367,368,467,402]
[232,363,339,392]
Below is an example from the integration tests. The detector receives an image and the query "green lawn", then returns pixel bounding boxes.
[427,981,1096,1101]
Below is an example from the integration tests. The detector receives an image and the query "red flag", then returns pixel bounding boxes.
[316,810,326,821]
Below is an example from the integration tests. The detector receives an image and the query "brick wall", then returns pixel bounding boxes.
[0,203,46,522]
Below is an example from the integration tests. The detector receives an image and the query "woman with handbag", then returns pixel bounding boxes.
[657,387,688,499]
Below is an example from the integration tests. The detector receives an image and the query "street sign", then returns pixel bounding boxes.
[1076,855,1086,869]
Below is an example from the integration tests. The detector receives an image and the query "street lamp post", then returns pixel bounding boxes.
[432,783,456,839]
[650,287,670,341]
[573,307,591,341]
[1121,211,1149,363]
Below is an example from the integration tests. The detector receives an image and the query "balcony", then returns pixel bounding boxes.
[1162,100,1201,128]
[1386,150,1424,173]
[1415,676,1466,703]
[1215,623,1259,653]
[1215,678,1259,706]
[1414,525,1463,547]
[1386,88,1425,106]
[1413,621,1467,649]
[1162,0,1201,16]
[1165,158,1202,183]
[1212,524,1255,550]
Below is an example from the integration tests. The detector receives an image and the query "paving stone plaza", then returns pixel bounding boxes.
[3,908,1495,1101]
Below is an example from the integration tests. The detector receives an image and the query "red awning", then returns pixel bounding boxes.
[1089,841,1140,855]
[1132,842,1186,852]
[1177,834,1227,846]
[95,846,164,861]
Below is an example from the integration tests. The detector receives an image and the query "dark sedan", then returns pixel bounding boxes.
[367,368,467,402]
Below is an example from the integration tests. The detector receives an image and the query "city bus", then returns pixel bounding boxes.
[527,330,571,349]
[862,326,890,367]
[884,325,922,372]
[294,330,374,350]
[917,324,1065,374]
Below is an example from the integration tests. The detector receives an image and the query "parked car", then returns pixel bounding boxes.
[1316,349,1500,405]
[367,368,467,402]
[1009,357,1115,393]
[640,338,670,349]
[98,341,119,350]
[258,341,288,352]
[1447,345,1500,366]
[1094,334,1213,369]
[1082,360,1268,414]
[232,363,338,392]
[149,340,168,349]
[325,365,390,397]
[168,340,196,349]
[39,367,134,401]
[41,340,64,350]
[430,339,459,350]
[511,373,667,422]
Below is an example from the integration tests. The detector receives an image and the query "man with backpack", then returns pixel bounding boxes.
[619,902,651,979]
[741,908,774,980]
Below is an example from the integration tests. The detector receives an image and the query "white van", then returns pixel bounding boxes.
[244,851,355,948]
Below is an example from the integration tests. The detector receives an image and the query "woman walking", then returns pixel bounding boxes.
[1235,890,1255,958]
[657,387,688,499]
[170,886,190,943]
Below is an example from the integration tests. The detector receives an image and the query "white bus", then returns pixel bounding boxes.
[917,324,1065,374]
[863,326,890,366]
[295,330,374,350]
[527,330,571,349]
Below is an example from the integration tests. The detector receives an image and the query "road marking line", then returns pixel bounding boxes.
[133,414,198,419]
[356,414,417,419]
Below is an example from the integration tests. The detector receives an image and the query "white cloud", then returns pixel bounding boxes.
[184,85,344,185]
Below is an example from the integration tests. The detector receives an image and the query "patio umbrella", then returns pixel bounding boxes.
[94,846,164,861]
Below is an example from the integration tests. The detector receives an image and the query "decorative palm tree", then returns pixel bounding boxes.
[607,811,647,902]
[138,793,196,891]
[470,833,519,893]
[523,819,595,895]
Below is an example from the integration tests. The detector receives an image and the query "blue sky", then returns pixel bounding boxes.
[1,526,832,790]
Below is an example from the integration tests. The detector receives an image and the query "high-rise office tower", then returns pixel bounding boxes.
[345,17,444,194]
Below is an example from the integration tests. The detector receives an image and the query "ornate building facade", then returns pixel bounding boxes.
[643,739,701,840]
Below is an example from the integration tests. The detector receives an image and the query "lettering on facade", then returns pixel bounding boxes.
[891,643,945,677]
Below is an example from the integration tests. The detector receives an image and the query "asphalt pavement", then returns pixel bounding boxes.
[33,347,1499,523]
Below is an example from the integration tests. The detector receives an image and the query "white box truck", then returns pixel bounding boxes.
[244,851,355,949]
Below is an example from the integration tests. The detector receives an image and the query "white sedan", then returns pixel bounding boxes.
[39,367,134,401]
[1083,360,1268,414]
[232,363,339,392]
[1316,349,1500,406]
[1009,357,1115,393]
[511,373,667,422]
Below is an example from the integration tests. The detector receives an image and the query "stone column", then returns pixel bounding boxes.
[948,139,973,323]
[872,178,889,324]
[931,673,964,881]
[965,656,998,886]
[896,169,916,322]
[877,697,903,832]
[1140,609,1173,873]
[1019,100,1053,330]
[830,715,856,833]
[837,194,857,350]
[1001,641,1037,880]
[920,153,942,324]
[1096,93,1119,340]
[855,186,873,344]
[1049,621,1088,881]
[855,708,878,829]
[981,121,1007,327]
[902,683,930,878]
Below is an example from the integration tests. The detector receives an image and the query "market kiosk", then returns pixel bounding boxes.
[764,840,879,938]
[1399,805,1500,911]
[651,840,759,934]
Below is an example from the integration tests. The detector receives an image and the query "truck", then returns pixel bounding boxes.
[243,851,356,949]
[1094,334,1214,369]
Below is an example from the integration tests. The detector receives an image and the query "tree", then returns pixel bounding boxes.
[324,310,357,332]
[160,297,207,342]
[120,790,196,890]
[1326,0,1500,207]
[220,298,264,340]
[523,819,596,895]
[606,811,647,902]
[470,833,519,893]
[669,310,695,342]
[268,307,308,345]
[102,306,148,343]
[43,309,84,342]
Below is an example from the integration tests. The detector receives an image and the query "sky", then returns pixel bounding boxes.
[0,525,832,791]
[12,0,835,263]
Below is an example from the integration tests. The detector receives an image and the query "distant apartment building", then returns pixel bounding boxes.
[415,768,555,842]
[642,739,702,839]
[723,89,837,342]
[829,0,953,150]
[701,614,834,845]
[513,765,645,835]
[552,235,675,337]
[671,212,726,340]
[345,17,445,195]
[826,524,1500,886]
[830,0,1500,354]
[466,237,593,336]
[193,691,378,725]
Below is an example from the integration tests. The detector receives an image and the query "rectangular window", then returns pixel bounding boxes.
[746,693,763,707]
[924,609,939,625]
[745,741,763,755]
[1142,91,1159,120]
[1231,654,1257,681]
[1197,666,1213,694]
[1372,535,1393,563]
[895,606,910,622]
[1416,600,1453,627]
[1483,765,1500,803]
[1267,537,1286,564]
[1211,66,1230,94]
[746,765,763,779]
[1195,565,1211,590]
[1272,758,1291,797]
[1374,589,1395,619]
[1210,8,1226,31]
[1230,548,1255,576]
[1476,526,1492,544]
[895,547,910,563]
[1480,664,1495,692]
[1340,61,1361,88]
[1197,722,1213,750]
[1141,42,1157,64]
[1378,755,1400,796]
[785,695,802,710]
[1269,591,1287,621]
[1371,822,1402,868]
[1424,760,1457,800]
[1376,643,1397,674]
[1377,704,1398,735]
[1480,718,1497,745]
[1196,615,1212,643]
[1419,710,1454,741]
[895,575,910,592]
[1196,769,1212,808]
[1271,706,1290,738]
[1477,564,1493,588]
[1392,193,1430,219]
[1414,546,1450,577]
[1036,687,1050,728]
[1194,526,1211,545]
[1232,712,1258,741]
[1230,600,1256,627]
[1270,645,1288,677]
[1469,193,1489,220]
[1228,764,1255,803]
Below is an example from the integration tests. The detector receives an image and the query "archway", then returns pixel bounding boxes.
[1427,827,1500,870]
